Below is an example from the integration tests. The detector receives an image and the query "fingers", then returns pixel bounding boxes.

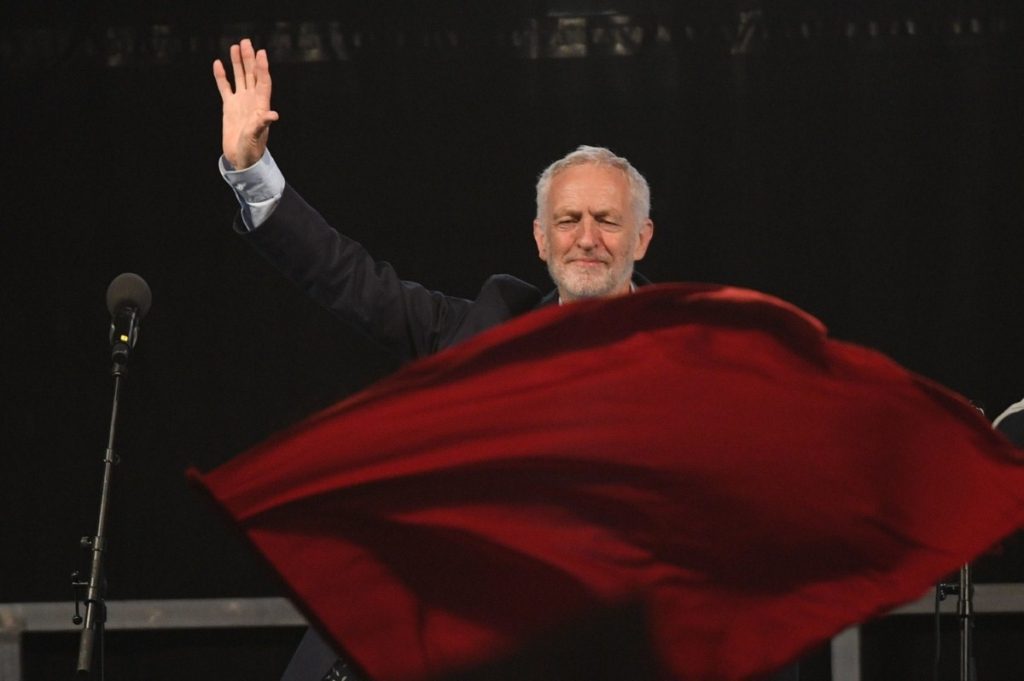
[240,38,257,90]
[252,110,280,136]
[229,43,244,92]
[220,39,270,94]
[255,48,272,94]
[212,59,233,100]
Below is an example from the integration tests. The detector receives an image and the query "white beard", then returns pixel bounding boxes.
[548,259,630,301]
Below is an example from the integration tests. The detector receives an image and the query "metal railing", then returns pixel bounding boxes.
[3,584,1023,681]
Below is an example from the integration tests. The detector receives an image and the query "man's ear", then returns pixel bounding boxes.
[533,219,549,262]
[633,219,654,260]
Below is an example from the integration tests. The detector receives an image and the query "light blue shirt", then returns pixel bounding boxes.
[218,149,286,231]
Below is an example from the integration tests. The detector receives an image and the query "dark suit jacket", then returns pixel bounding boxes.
[243,185,548,363]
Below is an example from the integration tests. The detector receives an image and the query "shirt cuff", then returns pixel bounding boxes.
[219,149,286,231]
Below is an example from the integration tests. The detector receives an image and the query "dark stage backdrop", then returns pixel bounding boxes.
[3,1,1023,679]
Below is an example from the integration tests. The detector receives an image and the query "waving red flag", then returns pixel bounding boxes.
[190,283,1024,681]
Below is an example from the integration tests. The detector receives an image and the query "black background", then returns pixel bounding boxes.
[3,2,1023,679]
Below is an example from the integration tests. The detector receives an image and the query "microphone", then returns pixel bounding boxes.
[106,273,152,364]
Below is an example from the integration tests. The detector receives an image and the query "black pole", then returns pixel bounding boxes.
[73,273,151,677]
[76,363,125,677]
[957,562,975,681]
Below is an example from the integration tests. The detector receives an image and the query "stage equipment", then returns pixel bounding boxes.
[71,273,151,677]
[936,564,976,681]
[934,401,994,681]
[994,399,1024,447]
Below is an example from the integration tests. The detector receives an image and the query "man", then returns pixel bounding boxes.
[214,39,659,681]
[214,40,653,358]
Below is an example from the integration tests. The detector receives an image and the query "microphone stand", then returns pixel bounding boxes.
[73,274,150,678]
[73,357,128,678]
[933,402,983,681]
[936,564,976,681]
[957,563,975,681]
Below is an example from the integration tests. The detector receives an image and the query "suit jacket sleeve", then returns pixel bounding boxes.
[238,184,541,360]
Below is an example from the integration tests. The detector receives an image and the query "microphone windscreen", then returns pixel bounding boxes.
[106,273,152,318]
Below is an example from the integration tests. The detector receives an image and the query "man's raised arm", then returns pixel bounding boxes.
[213,38,278,170]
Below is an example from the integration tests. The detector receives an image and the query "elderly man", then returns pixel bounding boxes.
[213,39,798,681]
[214,41,653,363]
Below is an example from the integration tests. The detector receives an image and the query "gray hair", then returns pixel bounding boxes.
[535,145,651,225]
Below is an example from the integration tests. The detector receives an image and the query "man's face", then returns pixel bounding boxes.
[533,163,654,302]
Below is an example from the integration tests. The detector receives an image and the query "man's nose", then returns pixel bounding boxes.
[577,218,599,248]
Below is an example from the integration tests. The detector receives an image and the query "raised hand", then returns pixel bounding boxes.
[212,38,279,169]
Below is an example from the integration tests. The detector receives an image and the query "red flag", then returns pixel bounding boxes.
[190,283,1024,681]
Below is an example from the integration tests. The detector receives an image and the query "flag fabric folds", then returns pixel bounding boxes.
[190,283,1024,681]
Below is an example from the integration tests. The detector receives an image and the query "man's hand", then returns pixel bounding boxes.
[213,38,279,170]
